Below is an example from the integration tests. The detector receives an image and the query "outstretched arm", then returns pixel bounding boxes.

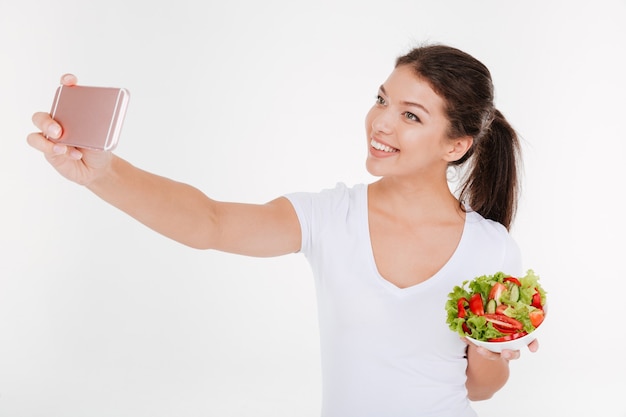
[27,74,301,257]
[87,156,301,255]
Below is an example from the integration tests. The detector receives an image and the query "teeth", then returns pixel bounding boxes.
[371,139,399,153]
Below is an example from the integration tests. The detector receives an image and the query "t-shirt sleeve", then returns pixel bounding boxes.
[283,192,313,255]
[283,182,350,256]
[502,231,523,277]
[469,212,524,277]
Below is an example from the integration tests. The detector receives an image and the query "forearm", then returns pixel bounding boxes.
[86,155,217,249]
[465,343,510,401]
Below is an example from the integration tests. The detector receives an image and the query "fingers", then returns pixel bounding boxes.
[463,336,539,364]
[472,346,518,361]
[463,337,521,361]
[464,338,500,361]
[527,339,539,353]
[27,131,83,160]
[499,349,520,361]
[484,339,539,361]
[31,74,77,136]
[60,73,77,86]
[27,74,83,161]
[32,73,77,139]
[32,111,61,138]
[26,131,52,155]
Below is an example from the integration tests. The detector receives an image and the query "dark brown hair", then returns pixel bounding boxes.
[396,44,521,230]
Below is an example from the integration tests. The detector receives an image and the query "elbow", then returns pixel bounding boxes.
[467,390,495,402]
[184,234,218,250]
[466,375,508,402]
[167,230,216,251]
[185,241,213,251]
[181,215,220,250]
[465,351,510,402]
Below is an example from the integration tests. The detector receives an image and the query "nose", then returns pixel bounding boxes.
[369,106,393,135]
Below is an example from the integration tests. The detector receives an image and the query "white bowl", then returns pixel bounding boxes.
[466,306,547,353]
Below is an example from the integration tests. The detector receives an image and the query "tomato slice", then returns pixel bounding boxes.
[503,277,522,286]
[495,304,508,315]
[457,297,469,318]
[484,314,524,331]
[529,309,544,327]
[488,282,506,302]
[488,331,528,342]
[469,293,484,316]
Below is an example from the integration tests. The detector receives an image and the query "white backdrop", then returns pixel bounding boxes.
[2,0,625,416]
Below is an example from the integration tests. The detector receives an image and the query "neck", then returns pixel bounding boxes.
[369,176,463,222]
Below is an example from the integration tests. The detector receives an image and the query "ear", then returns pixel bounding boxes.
[444,135,473,162]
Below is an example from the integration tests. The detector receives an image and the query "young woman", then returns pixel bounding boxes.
[28,44,538,416]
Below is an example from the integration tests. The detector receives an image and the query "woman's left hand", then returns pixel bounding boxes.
[464,338,539,361]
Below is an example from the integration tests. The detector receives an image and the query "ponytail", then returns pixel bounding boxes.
[457,109,521,230]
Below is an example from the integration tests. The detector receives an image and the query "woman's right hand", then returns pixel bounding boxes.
[27,74,114,186]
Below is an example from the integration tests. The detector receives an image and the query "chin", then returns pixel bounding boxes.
[365,158,385,177]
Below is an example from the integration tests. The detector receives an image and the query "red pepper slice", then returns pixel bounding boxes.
[503,277,522,286]
[531,288,542,308]
[484,314,524,331]
[488,331,528,342]
[469,293,484,316]
[493,323,519,334]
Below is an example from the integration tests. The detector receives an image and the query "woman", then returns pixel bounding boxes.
[28,44,538,416]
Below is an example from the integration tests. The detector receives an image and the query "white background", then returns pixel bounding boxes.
[2,0,625,416]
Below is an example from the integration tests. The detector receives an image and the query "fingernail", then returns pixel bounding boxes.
[49,125,61,138]
[52,144,66,154]
[69,149,83,160]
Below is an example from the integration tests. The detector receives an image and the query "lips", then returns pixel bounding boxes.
[370,138,399,153]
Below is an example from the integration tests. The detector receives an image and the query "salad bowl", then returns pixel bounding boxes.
[446,270,548,354]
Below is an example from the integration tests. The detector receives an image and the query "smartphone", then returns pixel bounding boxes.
[49,84,130,151]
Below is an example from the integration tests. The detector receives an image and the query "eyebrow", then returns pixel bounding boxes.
[379,85,430,115]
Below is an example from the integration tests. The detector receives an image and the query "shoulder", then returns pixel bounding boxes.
[464,210,523,275]
[283,183,366,254]
[284,182,365,211]
[465,210,509,237]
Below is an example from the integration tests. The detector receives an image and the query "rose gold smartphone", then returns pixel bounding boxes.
[49,84,130,151]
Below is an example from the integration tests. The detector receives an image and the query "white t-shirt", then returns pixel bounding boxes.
[285,183,522,417]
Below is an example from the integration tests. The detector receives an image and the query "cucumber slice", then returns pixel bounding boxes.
[485,298,497,314]
[508,283,520,302]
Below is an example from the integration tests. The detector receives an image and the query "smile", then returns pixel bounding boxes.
[370,139,399,153]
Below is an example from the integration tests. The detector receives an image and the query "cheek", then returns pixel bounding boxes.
[364,107,376,131]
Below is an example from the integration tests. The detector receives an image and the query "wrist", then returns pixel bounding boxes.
[85,153,119,191]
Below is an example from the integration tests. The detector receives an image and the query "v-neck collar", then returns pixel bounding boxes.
[362,184,469,296]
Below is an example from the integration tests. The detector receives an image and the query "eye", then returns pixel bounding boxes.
[376,95,386,105]
[403,111,420,122]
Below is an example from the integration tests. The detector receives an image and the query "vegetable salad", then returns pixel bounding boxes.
[445,270,547,342]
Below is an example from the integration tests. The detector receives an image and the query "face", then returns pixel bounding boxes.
[365,65,463,181]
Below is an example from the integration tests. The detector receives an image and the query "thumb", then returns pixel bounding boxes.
[60,73,78,86]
